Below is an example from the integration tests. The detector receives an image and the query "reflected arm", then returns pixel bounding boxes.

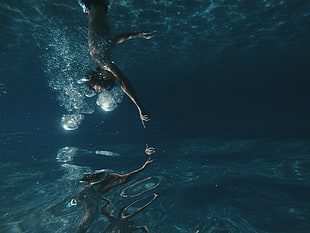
[118,157,154,183]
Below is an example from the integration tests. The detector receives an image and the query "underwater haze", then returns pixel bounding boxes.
[1,0,310,232]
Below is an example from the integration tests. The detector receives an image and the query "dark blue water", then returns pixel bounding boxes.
[1,0,310,232]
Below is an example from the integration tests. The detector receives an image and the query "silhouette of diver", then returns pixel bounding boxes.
[78,0,153,126]
[74,157,155,233]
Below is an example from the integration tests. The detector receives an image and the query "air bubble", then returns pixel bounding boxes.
[61,114,84,130]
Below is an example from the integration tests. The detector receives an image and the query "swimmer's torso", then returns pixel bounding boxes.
[88,6,112,68]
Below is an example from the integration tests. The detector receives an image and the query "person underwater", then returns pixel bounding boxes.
[78,0,154,126]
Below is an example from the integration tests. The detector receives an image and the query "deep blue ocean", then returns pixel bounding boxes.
[1,0,310,232]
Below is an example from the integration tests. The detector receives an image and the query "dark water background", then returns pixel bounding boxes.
[1,0,310,232]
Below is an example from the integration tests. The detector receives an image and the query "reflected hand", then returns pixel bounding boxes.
[145,144,155,155]
[139,32,154,40]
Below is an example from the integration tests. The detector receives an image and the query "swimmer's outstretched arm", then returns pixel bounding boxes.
[113,32,153,44]
[106,62,150,125]
[118,157,154,184]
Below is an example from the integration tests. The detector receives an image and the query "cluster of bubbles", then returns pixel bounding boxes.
[56,146,80,163]
[36,15,129,130]
[56,146,120,164]
[96,86,123,112]
[36,16,126,130]
[37,22,92,130]
[56,146,118,184]
[61,114,85,131]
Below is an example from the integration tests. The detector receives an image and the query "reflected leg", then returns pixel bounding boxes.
[101,196,115,221]
[118,193,159,219]
[135,226,150,233]
[75,185,101,233]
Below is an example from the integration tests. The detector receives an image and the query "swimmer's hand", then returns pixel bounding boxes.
[139,32,154,40]
[140,112,150,121]
[145,144,155,155]
[139,111,150,128]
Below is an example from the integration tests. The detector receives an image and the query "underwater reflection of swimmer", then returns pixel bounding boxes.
[101,193,158,233]
[74,157,154,233]
[78,0,153,126]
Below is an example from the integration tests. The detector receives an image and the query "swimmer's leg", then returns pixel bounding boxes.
[75,186,101,233]
[118,193,159,219]
[135,226,150,233]
[101,196,115,221]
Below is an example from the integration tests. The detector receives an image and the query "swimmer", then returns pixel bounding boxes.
[78,0,153,126]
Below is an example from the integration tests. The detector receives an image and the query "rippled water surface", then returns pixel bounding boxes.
[1,132,310,232]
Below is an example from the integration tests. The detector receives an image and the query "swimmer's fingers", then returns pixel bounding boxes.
[139,112,150,128]
[140,113,151,122]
